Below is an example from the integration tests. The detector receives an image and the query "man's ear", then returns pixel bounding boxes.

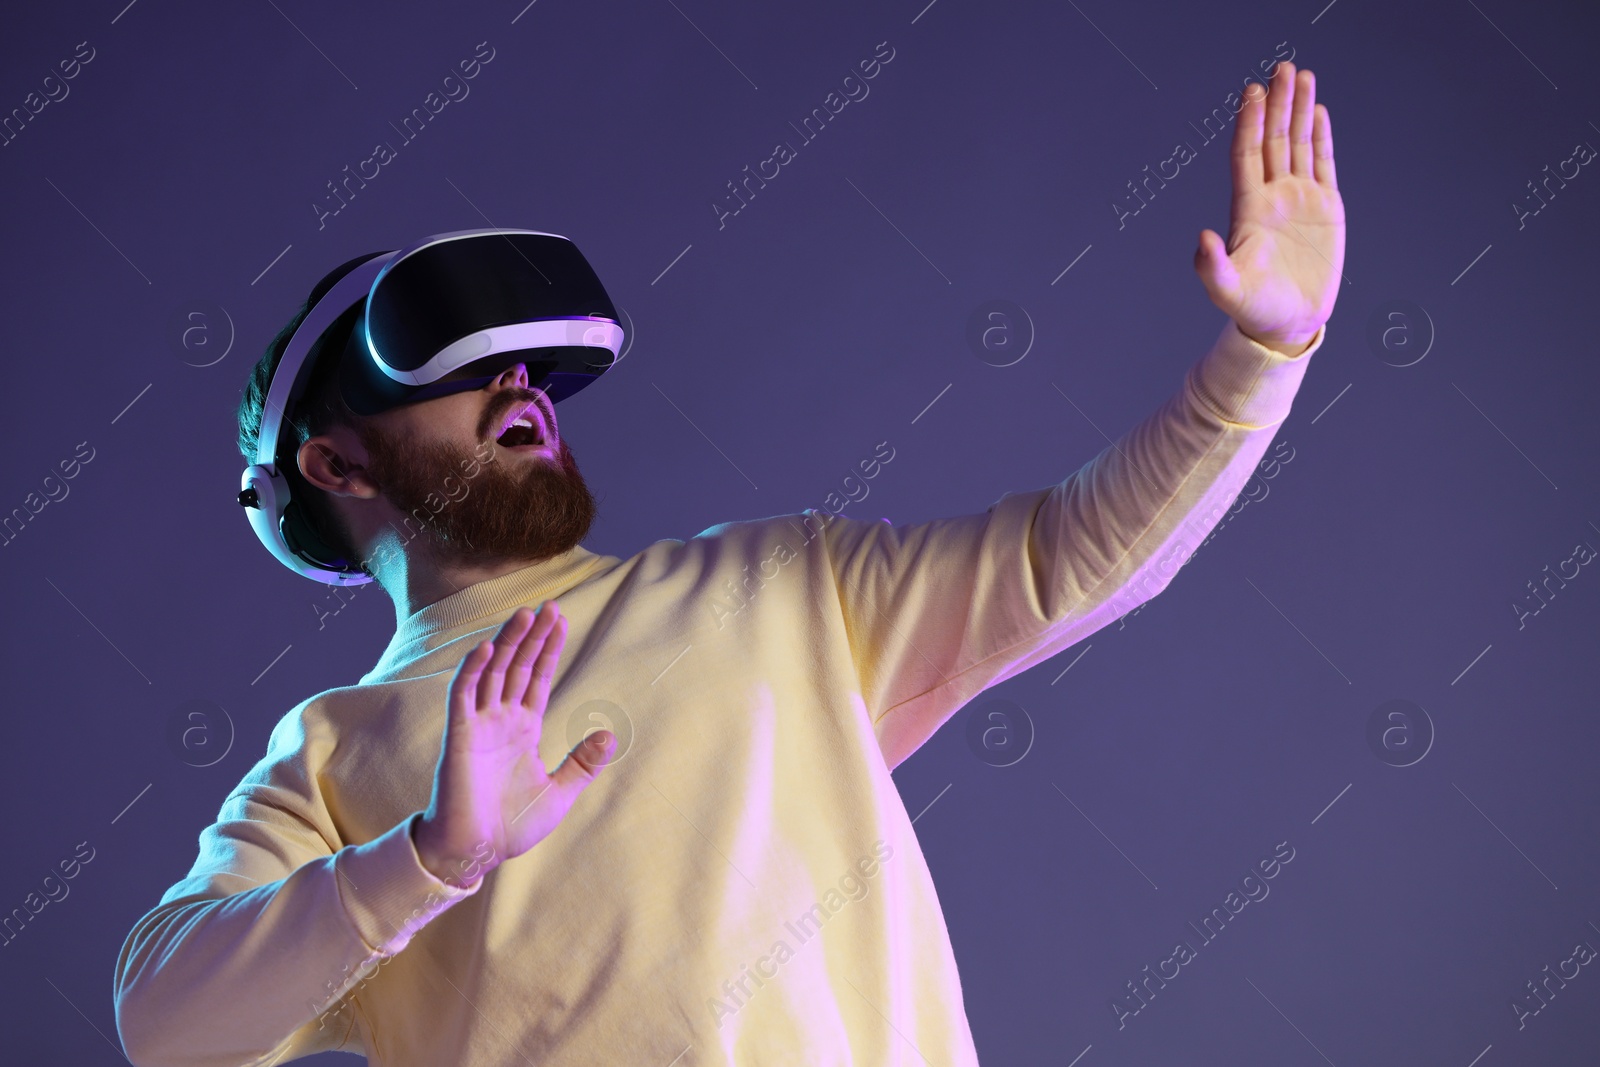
[298,431,379,499]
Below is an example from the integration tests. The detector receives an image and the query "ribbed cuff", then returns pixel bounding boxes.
[1184,319,1326,430]
[333,812,484,956]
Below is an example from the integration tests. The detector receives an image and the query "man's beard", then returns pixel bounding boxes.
[359,423,597,569]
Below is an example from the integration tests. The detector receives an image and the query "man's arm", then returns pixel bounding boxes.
[821,59,1343,769]
[113,771,483,1064]
[114,602,612,1066]
[820,317,1323,769]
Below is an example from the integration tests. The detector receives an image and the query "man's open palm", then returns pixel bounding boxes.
[1195,60,1345,350]
[416,602,616,885]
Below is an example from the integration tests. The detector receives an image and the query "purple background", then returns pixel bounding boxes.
[3,1,1598,1063]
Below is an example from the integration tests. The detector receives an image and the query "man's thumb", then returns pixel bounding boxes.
[550,730,617,795]
[1195,229,1242,314]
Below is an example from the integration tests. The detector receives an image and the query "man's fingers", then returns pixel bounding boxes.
[480,606,537,713]
[449,640,493,724]
[505,602,561,707]
[1288,69,1315,179]
[1231,80,1266,198]
[522,615,567,711]
[1312,103,1337,190]
[1262,60,1294,182]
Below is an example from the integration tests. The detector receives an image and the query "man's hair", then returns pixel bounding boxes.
[236,253,387,569]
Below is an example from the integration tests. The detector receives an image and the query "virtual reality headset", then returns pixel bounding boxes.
[238,227,625,586]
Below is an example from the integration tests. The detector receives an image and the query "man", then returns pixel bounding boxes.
[114,61,1342,1065]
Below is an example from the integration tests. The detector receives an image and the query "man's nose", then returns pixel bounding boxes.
[494,363,530,390]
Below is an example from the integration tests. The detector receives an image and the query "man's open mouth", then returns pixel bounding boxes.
[495,421,543,448]
[493,399,548,448]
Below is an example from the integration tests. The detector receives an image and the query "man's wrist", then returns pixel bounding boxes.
[409,814,494,888]
[1236,321,1319,358]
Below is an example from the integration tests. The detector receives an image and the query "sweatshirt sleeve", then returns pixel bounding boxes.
[820,318,1325,769]
[113,708,484,1066]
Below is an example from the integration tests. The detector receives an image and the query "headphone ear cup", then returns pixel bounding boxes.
[241,464,289,561]
[280,496,362,574]
[240,461,371,582]
[275,449,364,574]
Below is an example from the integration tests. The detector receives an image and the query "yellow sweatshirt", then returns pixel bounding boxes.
[114,319,1322,1066]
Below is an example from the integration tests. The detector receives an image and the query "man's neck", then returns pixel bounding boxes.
[380,550,554,626]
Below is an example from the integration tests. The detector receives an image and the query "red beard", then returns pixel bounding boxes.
[359,423,598,568]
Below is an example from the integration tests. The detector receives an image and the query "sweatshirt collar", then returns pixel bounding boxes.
[381,544,616,664]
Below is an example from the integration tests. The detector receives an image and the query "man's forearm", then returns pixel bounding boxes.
[829,316,1326,769]
[115,812,480,1065]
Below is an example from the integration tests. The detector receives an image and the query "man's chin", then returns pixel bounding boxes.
[364,429,597,569]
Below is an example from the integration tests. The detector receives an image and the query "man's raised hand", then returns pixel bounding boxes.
[1194,60,1345,356]
[413,602,616,887]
